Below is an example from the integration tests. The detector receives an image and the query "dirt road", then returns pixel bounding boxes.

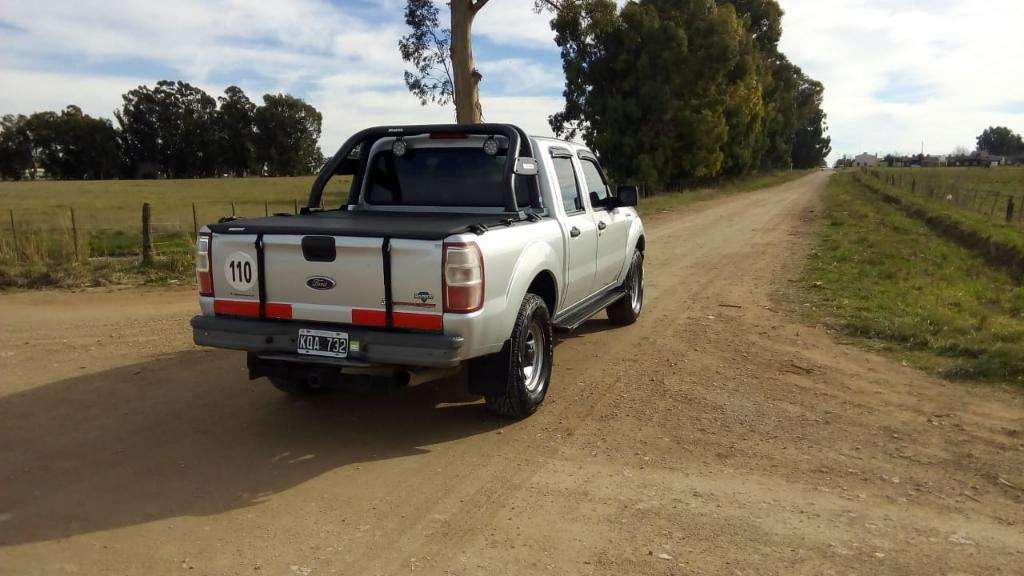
[2,172,1022,575]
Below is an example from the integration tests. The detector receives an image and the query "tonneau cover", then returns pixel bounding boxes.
[207,210,521,240]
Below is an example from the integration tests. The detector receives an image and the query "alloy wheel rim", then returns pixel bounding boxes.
[630,261,643,314]
[521,319,546,393]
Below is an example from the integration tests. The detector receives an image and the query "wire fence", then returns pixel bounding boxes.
[866,169,1024,230]
[0,198,307,266]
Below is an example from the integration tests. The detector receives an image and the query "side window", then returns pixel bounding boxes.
[579,158,611,209]
[552,156,583,214]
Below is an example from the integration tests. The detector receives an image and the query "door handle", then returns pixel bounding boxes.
[570,226,581,238]
[597,221,607,231]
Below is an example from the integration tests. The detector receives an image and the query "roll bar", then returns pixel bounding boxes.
[308,123,533,214]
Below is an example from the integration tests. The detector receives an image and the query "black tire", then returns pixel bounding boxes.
[607,249,644,325]
[269,376,316,396]
[472,293,554,418]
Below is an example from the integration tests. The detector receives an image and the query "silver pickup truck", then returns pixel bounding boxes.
[191,124,645,417]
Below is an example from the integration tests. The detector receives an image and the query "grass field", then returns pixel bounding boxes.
[0,176,324,235]
[868,166,1024,230]
[854,169,1024,275]
[804,172,1024,386]
[0,170,808,288]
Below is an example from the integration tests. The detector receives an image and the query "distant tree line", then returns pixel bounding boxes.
[0,82,324,181]
[976,126,1024,157]
[547,0,831,189]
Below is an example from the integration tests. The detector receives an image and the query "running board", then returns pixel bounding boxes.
[552,289,626,332]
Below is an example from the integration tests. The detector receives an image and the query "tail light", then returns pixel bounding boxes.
[196,232,214,296]
[443,242,484,313]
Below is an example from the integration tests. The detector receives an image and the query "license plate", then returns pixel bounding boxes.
[297,329,348,358]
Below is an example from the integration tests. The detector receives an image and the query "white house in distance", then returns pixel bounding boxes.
[853,153,879,168]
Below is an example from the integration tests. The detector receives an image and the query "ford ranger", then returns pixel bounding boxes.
[191,124,645,417]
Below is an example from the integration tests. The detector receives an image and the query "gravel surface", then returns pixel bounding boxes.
[2,172,1022,575]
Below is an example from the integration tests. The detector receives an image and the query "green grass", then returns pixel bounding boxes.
[867,167,1024,232]
[0,175,357,289]
[0,176,327,234]
[856,171,1024,266]
[804,172,1024,386]
[636,170,813,216]
[875,166,1024,195]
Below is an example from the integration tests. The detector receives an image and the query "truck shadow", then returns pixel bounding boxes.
[0,349,500,547]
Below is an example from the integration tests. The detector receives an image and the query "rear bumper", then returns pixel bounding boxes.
[191,315,465,368]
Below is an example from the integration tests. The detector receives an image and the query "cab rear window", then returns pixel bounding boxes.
[366,148,529,208]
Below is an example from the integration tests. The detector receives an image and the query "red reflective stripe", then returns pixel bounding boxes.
[214,300,292,319]
[393,312,443,331]
[352,309,387,327]
[214,303,435,329]
[214,299,259,317]
[265,303,292,319]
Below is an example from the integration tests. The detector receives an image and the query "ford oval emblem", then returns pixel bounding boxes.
[306,276,336,291]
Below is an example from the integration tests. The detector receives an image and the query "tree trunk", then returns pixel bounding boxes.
[450,0,483,124]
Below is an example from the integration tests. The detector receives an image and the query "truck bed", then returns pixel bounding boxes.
[207,210,526,240]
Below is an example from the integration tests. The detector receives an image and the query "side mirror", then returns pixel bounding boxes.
[514,157,539,176]
[616,184,639,207]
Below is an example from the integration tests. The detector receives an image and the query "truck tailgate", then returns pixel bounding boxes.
[211,232,444,331]
[264,235,387,325]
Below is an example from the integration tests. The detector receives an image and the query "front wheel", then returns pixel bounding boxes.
[471,293,554,418]
[607,249,644,325]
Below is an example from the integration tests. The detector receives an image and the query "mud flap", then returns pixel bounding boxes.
[467,340,512,396]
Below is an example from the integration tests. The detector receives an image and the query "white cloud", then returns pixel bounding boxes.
[3,0,1021,166]
[779,0,1024,160]
[0,69,142,118]
[473,0,556,47]
[0,0,565,153]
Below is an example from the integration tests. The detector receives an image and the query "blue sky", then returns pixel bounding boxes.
[1,0,1023,163]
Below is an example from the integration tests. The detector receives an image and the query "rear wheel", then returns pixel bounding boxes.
[471,294,553,418]
[607,249,644,325]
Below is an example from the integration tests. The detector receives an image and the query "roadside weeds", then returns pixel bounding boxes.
[802,172,1024,386]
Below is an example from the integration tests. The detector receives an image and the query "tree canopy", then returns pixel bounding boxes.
[976,126,1023,156]
[0,83,324,180]
[27,106,120,180]
[0,115,33,181]
[253,94,325,177]
[550,0,831,188]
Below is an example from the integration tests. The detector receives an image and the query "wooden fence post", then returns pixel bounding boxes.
[294,199,299,214]
[192,202,199,236]
[141,203,153,266]
[8,209,18,262]
[231,202,236,217]
[69,206,79,262]
[1007,196,1015,223]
